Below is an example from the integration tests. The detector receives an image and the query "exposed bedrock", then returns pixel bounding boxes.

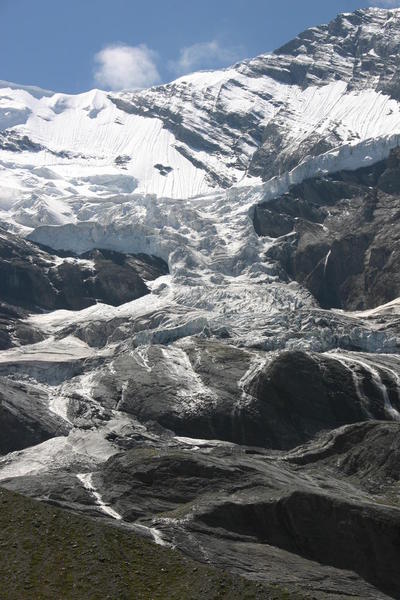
[90,421,400,599]
[0,229,168,313]
[1,334,399,462]
[81,340,258,444]
[3,422,398,598]
[79,339,400,450]
[0,228,168,349]
[245,350,400,449]
[0,379,69,454]
[197,491,400,599]
[287,420,400,492]
[0,303,44,351]
[97,449,249,522]
[254,148,400,310]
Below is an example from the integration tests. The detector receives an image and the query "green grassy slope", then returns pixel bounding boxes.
[0,488,305,600]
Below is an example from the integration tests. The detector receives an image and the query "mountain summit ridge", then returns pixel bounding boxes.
[2,7,400,214]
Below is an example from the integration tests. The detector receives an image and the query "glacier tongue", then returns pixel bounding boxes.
[23,132,400,350]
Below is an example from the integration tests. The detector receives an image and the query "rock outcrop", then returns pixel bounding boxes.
[0,229,168,313]
[81,421,400,599]
[254,148,400,310]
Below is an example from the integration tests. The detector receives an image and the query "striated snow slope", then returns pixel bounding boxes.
[1,7,400,229]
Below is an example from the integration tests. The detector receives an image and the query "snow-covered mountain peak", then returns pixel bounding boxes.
[0,79,54,99]
[1,7,400,224]
[267,7,400,91]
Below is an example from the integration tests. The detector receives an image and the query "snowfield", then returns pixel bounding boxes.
[2,7,400,225]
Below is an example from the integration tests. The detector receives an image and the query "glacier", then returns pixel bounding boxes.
[0,7,400,599]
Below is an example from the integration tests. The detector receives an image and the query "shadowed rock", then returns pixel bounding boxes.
[254,148,400,310]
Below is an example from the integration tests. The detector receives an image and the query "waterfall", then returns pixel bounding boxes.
[328,353,400,421]
[373,363,400,422]
[133,523,168,547]
[77,472,122,520]
[328,353,372,418]
[323,249,332,277]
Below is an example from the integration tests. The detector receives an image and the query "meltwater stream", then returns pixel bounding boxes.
[328,352,400,421]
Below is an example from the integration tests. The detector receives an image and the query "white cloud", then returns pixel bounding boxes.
[94,44,161,91]
[170,40,243,76]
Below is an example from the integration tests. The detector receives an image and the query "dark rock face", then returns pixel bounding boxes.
[87,340,256,444]
[82,421,400,599]
[77,339,400,451]
[0,379,69,454]
[50,248,165,310]
[0,230,168,313]
[154,163,173,176]
[0,131,43,153]
[254,148,400,310]
[114,154,131,167]
[245,350,400,449]
[0,229,169,452]
[289,421,400,491]
[246,351,367,449]
[0,303,44,350]
[0,229,168,349]
[199,490,400,599]
[97,449,249,521]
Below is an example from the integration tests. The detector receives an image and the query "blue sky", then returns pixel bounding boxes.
[0,0,397,93]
